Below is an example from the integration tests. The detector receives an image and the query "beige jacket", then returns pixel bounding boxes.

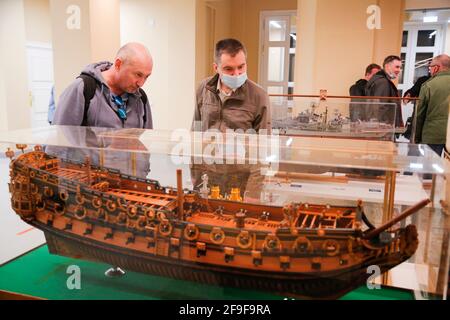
[193,73,271,132]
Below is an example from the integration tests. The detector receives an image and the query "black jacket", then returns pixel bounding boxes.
[349,79,368,97]
[365,70,403,127]
[404,75,431,98]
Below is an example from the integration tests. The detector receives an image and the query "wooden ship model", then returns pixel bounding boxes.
[6,145,429,299]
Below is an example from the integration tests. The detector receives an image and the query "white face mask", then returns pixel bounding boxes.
[387,72,397,80]
[220,73,248,90]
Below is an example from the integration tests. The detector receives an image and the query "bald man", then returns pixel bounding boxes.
[53,42,153,128]
[414,54,450,156]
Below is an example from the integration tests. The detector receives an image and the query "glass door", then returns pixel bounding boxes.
[399,23,444,126]
[259,11,296,96]
[399,24,444,95]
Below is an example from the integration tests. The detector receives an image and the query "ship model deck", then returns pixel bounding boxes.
[7,146,429,299]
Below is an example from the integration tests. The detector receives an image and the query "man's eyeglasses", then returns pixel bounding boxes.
[112,95,127,120]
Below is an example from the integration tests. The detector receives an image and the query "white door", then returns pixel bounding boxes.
[259,11,296,95]
[26,42,54,128]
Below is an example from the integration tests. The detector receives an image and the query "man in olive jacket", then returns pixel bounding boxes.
[414,54,450,156]
[365,55,403,128]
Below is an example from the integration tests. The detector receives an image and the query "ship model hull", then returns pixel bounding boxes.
[42,224,411,299]
[7,148,426,299]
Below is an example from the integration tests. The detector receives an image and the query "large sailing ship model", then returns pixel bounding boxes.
[6,145,429,299]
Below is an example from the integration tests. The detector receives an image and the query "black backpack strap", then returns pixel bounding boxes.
[78,73,148,128]
[138,88,148,127]
[77,73,98,126]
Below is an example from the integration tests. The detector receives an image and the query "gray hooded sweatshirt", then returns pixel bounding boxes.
[52,62,153,129]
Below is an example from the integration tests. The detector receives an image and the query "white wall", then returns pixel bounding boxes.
[49,0,120,102]
[120,0,197,130]
[49,0,92,101]
[89,0,121,62]
[24,0,52,44]
[446,23,450,54]
[0,0,31,131]
[295,0,404,95]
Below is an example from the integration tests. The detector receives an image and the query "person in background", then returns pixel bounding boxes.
[349,63,381,97]
[48,85,55,124]
[414,54,450,156]
[349,63,381,121]
[365,55,403,127]
[401,63,431,141]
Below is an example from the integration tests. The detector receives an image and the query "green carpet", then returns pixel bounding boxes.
[0,245,413,300]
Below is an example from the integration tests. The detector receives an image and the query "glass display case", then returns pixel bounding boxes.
[0,125,448,300]
[271,95,399,141]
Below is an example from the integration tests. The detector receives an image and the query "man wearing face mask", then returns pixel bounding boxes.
[193,38,271,132]
[365,55,403,128]
[191,39,270,202]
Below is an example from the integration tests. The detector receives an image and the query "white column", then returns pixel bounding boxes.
[121,0,197,130]
[0,0,31,131]
[49,0,120,101]
[294,0,318,95]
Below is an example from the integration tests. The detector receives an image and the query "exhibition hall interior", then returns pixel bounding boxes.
[0,0,449,301]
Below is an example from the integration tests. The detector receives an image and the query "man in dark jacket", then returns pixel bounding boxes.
[402,70,431,141]
[349,63,381,121]
[365,55,403,127]
[350,63,381,97]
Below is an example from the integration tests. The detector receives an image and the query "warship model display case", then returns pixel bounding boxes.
[0,125,448,300]
[270,94,401,141]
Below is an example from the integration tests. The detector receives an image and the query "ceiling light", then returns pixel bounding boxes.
[423,16,438,23]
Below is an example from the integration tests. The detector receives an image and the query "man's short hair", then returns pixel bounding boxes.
[215,38,247,64]
[383,55,401,68]
[434,54,450,70]
[365,63,381,75]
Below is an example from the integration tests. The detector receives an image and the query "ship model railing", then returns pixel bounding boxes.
[9,148,432,242]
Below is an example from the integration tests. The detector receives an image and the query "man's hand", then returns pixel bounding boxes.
[403,93,412,104]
